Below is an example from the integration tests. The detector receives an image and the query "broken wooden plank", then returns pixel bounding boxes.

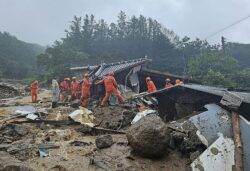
[75,124,125,135]
[11,119,78,126]
[232,112,243,171]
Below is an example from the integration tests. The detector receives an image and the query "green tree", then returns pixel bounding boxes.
[187,51,239,88]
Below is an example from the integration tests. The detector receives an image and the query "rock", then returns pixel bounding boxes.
[190,151,201,161]
[169,131,185,149]
[95,135,113,149]
[126,114,170,158]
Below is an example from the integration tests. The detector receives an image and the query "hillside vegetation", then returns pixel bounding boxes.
[0,31,45,79]
[37,11,250,89]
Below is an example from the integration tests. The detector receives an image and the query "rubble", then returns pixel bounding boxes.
[0,60,249,170]
[6,139,38,161]
[0,83,20,99]
[95,134,114,149]
[0,124,32,143]
[69,108,95,127]
[126,114,170,158]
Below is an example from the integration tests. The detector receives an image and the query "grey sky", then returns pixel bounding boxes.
[0,0,249,45]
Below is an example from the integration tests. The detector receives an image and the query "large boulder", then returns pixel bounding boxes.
[126,114,170,158]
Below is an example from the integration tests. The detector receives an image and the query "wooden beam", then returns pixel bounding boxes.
[232,112,244,171]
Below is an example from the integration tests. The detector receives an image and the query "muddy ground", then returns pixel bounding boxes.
[0,84,192,171]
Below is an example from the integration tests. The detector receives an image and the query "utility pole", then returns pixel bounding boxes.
[221,36,226,54]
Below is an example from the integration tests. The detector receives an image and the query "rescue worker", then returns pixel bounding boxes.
[175,79,184,85]
[99,72,125,106]
[30,80,38,103]
[60,78,70,102]
[70,77,79,100]
[146,77,157,93]
[51,79,60,108]
[165,78,173,89]
[81,73,91,107]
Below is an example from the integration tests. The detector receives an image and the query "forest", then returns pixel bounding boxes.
[1,11,250,89]
[0,31,44,79]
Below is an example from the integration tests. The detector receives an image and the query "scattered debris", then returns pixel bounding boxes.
[191,134,235,171]
[0,62,250,170]
[70,140,92,147]
[131,109,156,124]
[69,108,95,127]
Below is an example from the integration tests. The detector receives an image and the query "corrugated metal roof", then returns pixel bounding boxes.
[70,58,149,79]
[150,83,250,104]
[96,58,149,78]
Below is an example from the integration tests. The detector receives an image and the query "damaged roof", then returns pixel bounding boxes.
[151,83,250,104]
[70,58,150,79]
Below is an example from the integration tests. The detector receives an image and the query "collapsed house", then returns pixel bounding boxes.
[71,58,250,170]
[147,84,250,171]
[70,57,190,98]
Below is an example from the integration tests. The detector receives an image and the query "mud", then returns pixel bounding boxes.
[91,106,135,130]
[0,81,194,171]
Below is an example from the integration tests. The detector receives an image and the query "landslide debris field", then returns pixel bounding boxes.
[0,82,202,171]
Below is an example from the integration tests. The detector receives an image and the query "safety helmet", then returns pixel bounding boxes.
[146,77,151,81]
[84,73,89,77]
[166,78,171,82]
[175,79,181,84]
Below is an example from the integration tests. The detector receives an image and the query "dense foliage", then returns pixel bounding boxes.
[37,11,250,89]
[226,42,250,68]
[187,51,250,89]
[0,31,45,79]
[37,11,184,80]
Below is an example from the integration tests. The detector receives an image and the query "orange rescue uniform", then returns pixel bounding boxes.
[101,75,124,106]
[60,80,69,101]
[81,79,91,107]
[147,80,157,93]
[71,80,79,99]
[31,81,38,103]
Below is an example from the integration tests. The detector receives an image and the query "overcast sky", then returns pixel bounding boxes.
[0,0,250,46]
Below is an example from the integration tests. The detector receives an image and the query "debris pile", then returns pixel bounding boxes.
[0,83,20,99]
[0,58,249,170]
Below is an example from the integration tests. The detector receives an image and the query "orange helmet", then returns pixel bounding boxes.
[175,79,181,84]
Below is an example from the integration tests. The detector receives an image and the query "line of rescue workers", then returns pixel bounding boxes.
[30,72,184,107]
